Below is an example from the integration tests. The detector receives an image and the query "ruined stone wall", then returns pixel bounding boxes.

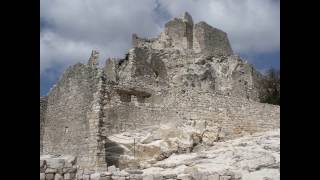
[101,87,279,139]
[193,22,233,56]
[40,96,48,154]
[132,13,233,57]
[132,12,194,51]
[42,63,101,168]
[132,34,156,49]
[167,91,280,140]
[102,93,177,135]
[117,48,169,92]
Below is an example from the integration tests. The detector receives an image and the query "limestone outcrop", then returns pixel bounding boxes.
[40,129,280,180]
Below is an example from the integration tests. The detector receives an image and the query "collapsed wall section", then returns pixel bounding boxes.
[117,47,169,91]
[164,12,194,50]
[132,12,194,51]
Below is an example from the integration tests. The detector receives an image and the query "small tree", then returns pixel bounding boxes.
[260,68,280,105]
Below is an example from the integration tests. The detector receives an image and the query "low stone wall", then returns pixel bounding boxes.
[40,155,77,180]
[40,156,236,180]
[40,155,141,180]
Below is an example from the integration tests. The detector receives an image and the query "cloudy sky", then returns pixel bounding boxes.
[40,0,280,96]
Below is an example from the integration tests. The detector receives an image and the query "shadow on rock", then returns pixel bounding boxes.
[105,138,125,167]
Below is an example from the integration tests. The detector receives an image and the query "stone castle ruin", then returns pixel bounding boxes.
[40,12,279,179]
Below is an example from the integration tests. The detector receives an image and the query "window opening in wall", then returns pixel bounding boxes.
[65,126,69,134]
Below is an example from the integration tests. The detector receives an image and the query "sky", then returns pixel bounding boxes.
[40,0,280,96]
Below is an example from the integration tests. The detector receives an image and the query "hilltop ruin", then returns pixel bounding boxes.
[40,12,280,179]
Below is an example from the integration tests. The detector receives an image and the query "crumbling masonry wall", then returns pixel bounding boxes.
[42,63,106,170]
[132,12,232,57]
[40,96,48,154]
[101,88,279,139]
[193,22,233,56]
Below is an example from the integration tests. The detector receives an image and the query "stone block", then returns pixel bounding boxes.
[83,174,90,180]
[219,176,231,180]
[125,170,143,174]
[46,168,57,173]
[163,173,176,179]
[142,175,153,180]
[177,173,192,180]
[64,173,76,180]
[100,171,112,176]
[46,158,65,169]
[40,173,45,180]
[207,174,219,180]
[184,166,203,180]
[111,176,126,180]
[45,173,55,180]
[64,155,77,165]
[113,170,129,177]
[100,176,111,180]
[63,167,77,173]
[54,173,64,180]
[107,165,117,173]
[90,173,101,180]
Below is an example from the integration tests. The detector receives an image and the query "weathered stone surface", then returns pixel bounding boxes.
[142,174,154,180]
[164,12,194,50]
[107,165,117,173]
[40,96,48,154]
[141,129,280,180]
[40,173,45,180]
[46,168,57,173]
[101,172,112,176]
[45,173,55,180]
[100,176,111,180]
[40,12,279,179]
[82,174,90,180]
[40,128,279,179]
[64,173,76,180]
[41,159,46,168]
[54,173,64,180]
[177,173,192,180]
[207,174,219,180]
[193,22,233,56]
[63,167,77,173]
[90,173,101,180]
[219,176,231,180]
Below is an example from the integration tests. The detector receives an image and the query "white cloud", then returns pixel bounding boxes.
[40,0,279,74]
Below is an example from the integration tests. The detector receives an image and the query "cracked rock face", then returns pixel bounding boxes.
[73,129,278,179]
[140,129,280,180]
